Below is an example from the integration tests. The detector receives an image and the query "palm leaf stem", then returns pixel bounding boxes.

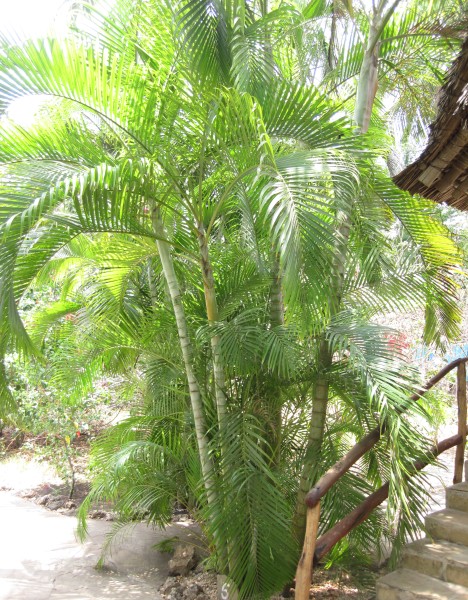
[269,254,285,465]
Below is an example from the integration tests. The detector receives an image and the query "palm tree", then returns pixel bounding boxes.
[281,0,467,540]
[175,0,466,542]
[0,0,464,596]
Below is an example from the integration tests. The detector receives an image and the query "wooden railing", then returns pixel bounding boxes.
[295,357,468,600]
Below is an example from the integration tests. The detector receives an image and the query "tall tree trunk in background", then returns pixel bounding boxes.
[327,0,338,73]
[354,0,403,133]
[294,0,401,542]
[151,206,217,506]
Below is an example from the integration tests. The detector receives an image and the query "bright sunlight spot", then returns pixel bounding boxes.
[0,0,67,126]
[0,0,66,39]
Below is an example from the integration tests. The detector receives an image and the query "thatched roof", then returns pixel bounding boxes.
[394,37,468,210]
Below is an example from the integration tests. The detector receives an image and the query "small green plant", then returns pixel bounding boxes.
[3,293,107,497]
[153,536,180,554]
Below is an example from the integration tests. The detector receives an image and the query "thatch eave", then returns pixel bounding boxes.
[394,37,468,210]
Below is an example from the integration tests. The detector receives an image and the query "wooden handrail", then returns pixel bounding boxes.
[306,357,468,509]
[314,433,463,560]
[295,357,468,600]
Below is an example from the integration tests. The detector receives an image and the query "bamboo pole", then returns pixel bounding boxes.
[295,502,320,600]
[454,362,467,484]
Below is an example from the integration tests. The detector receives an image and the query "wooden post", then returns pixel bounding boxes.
[295,502,320,600]
[454,362,467,484]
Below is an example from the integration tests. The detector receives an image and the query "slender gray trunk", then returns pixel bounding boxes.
[354,23,379,133]
[293,340,331,539]
[151,207,217,506]
[327,1,338,73]
[354,0,403,132]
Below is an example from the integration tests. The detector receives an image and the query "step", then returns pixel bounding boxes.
[447,482,468,513]
[376,568,468,599]
[425,509,468,545]
[403,537,468,587]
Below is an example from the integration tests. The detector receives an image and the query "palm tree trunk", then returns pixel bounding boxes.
[293,340,331,541]
[151,207,217,506]
[354,0,403,132]
[293,213,351,542]
[197,224,237,575]
[327,1,338,73]
[293,1,402,543]
[354,32,379,133]
[197,225,227,429]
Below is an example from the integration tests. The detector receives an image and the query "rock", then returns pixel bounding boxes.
[37,494,69,510]
[47,496,68,510]
[89,510,108,519]
[19,490,36,499]
[183,582,204,599]
[88,509,114,520]
[160,578,183,595]
[37,494,51,506]
[168,544,197,576]
[65,500,76,509]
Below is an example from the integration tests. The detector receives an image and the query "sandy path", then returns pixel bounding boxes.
[0,491,201,599]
